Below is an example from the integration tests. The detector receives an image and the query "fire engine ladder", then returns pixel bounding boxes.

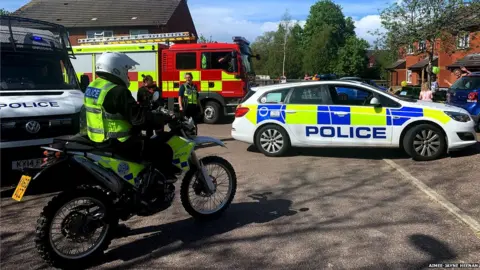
[77,32,196,45]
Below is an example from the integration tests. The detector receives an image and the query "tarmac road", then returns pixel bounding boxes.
[1,123,479,269]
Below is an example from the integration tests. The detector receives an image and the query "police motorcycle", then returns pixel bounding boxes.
[12,92,237,269]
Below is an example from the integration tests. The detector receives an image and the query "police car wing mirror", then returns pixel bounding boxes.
[152,91,160,102]
[370,97,381,107]
[255,54,261,60]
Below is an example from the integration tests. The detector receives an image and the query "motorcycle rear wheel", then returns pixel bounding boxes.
[180,155,237,221]
[35,185,118,269]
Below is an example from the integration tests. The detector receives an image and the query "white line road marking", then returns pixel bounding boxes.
[383,159,480,239]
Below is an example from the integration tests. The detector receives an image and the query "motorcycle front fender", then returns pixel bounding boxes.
[193,136,227,148]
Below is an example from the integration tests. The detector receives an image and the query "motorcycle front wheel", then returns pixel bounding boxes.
[35,185,118,269]
[180,155,237,220]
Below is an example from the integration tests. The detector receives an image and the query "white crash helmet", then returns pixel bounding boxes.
[95,52,139,87]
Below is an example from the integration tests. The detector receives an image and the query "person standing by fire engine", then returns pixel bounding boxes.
[178,72,202,134]
[137,74,163,137]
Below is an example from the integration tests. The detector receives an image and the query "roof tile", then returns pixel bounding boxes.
[12,0,181,28]
[447,53,480,68]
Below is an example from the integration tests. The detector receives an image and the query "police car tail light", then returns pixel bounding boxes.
[444,111,471,122]
[235,106,249,118]
[467,92,478,102]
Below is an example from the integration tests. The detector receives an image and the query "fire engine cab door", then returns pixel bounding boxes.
[200,51,235,95]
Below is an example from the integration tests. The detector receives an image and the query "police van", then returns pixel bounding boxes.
[0,16,84,183]
[231,80,478,161]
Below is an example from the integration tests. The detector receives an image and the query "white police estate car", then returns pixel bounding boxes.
[231,80,478,161]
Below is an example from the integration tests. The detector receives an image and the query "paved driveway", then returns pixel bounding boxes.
[1,123,479,269]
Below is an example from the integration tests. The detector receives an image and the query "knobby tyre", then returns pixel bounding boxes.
[180,155,237,221]
[35,185,118,269]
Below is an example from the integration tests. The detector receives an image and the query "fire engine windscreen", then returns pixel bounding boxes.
[0,51,79,91]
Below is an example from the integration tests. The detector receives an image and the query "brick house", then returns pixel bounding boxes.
[12,0,197,46]
[387,27,480,88]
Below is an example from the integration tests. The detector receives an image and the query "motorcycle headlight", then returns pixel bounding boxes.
[444,111,471,122]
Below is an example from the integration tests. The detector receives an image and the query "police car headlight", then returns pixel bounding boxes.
[444,111,471,122]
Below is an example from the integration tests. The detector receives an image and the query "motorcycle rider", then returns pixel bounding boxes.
[84,52,174,175]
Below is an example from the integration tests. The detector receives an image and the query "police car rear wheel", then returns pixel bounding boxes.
[404,124,446,161]
[255,125,290,157]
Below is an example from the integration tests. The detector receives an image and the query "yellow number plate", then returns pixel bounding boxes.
[12,175,32,202]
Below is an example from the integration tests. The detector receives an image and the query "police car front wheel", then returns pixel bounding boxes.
[255,125,291,157]
[403,124,446,161]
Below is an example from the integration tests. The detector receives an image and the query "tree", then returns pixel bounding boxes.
[0,8,11,15]
[284,23,304,79]
[303,26,337,74]
[335,36,369,77]
[379,0,480,86]
[302,0,356,74]
[280,10,292,77]
[198,34,213,43]
[251,31,277,76]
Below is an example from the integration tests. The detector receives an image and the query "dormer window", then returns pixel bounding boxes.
[406,44,414,55]
[418,40,426,52]
[457,32,470,49]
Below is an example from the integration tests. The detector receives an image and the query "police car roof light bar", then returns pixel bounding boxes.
[78,32,195,44]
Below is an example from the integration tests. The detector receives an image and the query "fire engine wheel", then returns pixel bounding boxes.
[203,101,221,124]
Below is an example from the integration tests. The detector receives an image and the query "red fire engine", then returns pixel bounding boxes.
[71,32,259,124]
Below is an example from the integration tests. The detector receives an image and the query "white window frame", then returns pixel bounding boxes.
[86,30,113,39]
[418,40,426,52]
[406,70,412,83]
[457,32,470,49]
[129,29,149,37]
[406,44,414,55]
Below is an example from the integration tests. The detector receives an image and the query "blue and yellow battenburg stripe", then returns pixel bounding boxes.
[167,136,195,172]
[243,105,451,126]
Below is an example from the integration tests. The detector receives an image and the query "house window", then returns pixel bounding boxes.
[406,70,412,83]
[406,44,414,55]
[176,52,196,69]
[130,29,149,37]
[86,30,113,39]
[457,32,470,49]
[418,40,426,52]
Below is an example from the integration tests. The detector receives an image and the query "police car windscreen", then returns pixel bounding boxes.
[0,51,79,91]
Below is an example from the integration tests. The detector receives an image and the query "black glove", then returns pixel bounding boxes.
[179,109,185,118]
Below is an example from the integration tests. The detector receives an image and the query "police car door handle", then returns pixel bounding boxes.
[333,112,348,117]
[393,116,400,119]
[286,111,296,114]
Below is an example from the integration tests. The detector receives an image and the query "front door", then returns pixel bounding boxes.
[284,85,334,145]
[327,84,393,146]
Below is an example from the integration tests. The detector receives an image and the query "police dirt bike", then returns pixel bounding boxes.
[11,92,237,269]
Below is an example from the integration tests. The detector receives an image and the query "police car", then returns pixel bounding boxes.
[231,80,478,161]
